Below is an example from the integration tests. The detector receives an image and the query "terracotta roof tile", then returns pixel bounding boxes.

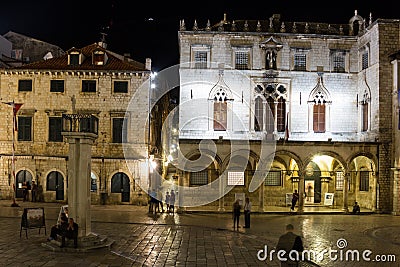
[14,43,147,71]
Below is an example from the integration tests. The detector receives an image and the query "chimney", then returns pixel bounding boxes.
[123,53,131,61]
[145,58,152,70]
[98,32,107,49]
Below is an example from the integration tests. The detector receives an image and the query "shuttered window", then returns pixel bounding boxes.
[313,104,325,133]
[214,102,227,131]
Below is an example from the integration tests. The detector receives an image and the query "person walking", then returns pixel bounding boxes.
[243,197,252,228]
[276,224,304,267]
[170,190,176,213]
[291,189,299,211]
[165,191,170,213]
[232,199,241,230]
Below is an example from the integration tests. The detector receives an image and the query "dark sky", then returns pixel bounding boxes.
[1,1,399,71]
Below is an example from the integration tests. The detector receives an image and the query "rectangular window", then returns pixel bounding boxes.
[112,117,127,143]
[50,80,65,92]
[235,51,249,70]
[49,117,63,142]
[18,79,32,92]
[227,171,244,186]
[294,54,306,71]
[313,104,326,133]
[333,52,346,72]
[93,52,105,65]
[69,53,79,65]
[360,171,369,191]
[264,171,282,186]
[17,116,32,141]
[190,170,208,186]
[362,52,368,70]
[336,171,344,190]
[82,80,96,92]
[194,51,208,69]
[114,81,128,93]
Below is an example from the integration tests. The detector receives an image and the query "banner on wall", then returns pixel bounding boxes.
[324,193,334,206]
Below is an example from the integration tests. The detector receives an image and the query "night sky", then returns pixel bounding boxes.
[1,1,399,71]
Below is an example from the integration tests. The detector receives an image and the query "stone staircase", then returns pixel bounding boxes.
[41,232,115,252]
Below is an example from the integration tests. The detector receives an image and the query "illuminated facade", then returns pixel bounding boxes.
[0,43,152,205]
[176,11,400,213]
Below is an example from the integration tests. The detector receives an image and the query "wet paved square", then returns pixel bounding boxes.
[0,201,399,266]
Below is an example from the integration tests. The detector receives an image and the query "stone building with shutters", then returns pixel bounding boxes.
[173,11,400,214]
[0,42,153,205]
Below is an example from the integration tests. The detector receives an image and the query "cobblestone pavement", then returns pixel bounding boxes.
[0,200,399,266]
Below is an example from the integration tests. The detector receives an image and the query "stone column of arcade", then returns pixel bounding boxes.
[297,170,305,213]
[391,167,400,215]
[342,172,350,212]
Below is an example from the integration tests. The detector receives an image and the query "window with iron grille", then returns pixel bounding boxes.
[235,51,249,70]
[362,51,368,70]
[336,171,344,190]
[227,171,244,186]
[294,54,306,71]
[194,51,208,69]
[82,80,96,92]
[50,80,65,92]
[49,117,63,142]
[360,171,369,191]
[264,171,282,186]
[18,79,32,92]
[333,52,345,72]
[190,170,208,186]
[17,116,32,141]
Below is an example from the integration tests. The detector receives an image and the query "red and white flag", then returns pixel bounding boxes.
[3,101,23,131]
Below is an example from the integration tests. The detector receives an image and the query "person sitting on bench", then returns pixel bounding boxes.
[61,217,78,248]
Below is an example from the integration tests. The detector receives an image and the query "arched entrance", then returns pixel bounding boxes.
[16,170,33,199]
[47,171,64,200]
[111,172,130,202]
[304,162,322,204]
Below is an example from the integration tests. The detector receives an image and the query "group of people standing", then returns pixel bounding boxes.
[21,181,39,202]
[232,197,252,230]
[148,188,175,214]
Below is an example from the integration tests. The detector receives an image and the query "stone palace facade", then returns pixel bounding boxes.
[175,11,400,214]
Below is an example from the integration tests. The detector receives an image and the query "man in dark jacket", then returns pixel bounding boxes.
[61,217,78,248]
[276,224,304,267]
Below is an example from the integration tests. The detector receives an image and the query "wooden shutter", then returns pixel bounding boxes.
[277,98,286,132]
[362,103,368,131]
[266,97,275,133]
[313,104,325,133]
[214,102,227,131]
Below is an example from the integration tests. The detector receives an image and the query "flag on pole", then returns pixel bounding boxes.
[3,101,23,131]
[284,112,289,141]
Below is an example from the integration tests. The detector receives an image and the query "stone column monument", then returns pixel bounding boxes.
[63,131,97,236]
